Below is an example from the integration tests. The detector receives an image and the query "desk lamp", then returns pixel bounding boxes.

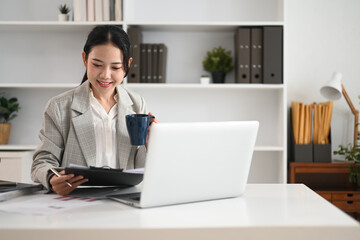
[320,72,359,148]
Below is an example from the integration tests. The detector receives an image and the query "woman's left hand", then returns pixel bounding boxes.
[146,112,159,148]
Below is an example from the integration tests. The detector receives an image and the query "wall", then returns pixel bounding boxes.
[286,0,360,159]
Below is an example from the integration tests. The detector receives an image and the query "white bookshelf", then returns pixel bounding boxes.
[0,0,286,184]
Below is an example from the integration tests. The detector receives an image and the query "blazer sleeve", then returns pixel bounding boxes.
[31,99,65,190]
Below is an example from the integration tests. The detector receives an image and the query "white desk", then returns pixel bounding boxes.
[0,184,359,240]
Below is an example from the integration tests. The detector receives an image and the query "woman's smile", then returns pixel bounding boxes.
[97,80,113,88]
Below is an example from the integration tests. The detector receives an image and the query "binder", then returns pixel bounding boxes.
[140,44,147,83]
[157,43,167,83]
[152,44,158,83]
[235,28,251,83]
[250,27,263,83]
[146,44,153,83]
[127,28,142,83]
[263,26,283,84]
[65,166,143,186]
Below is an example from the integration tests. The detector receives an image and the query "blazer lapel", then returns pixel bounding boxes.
[116,85,134,169]
[71,81,96,167]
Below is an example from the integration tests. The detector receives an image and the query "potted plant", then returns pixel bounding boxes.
[200,74,211,84]
[202,46,234,83]
[334,95,360,185]
[0,96,20,144]
[58,4,71,22]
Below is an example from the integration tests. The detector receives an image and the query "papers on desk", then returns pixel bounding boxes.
[0,193,103,215]
[0,183,44,202]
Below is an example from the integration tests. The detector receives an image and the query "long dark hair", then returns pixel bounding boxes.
[81,25,131,84]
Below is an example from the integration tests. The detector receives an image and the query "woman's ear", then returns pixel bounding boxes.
[82,51,87,67]
[128,57,133,68]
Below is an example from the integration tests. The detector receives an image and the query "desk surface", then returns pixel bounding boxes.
[0,184,359,240]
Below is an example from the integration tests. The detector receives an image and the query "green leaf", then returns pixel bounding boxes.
[0,96,20,123]
[202,46,234,73]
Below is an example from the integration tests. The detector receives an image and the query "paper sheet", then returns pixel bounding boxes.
[0,193,103,215]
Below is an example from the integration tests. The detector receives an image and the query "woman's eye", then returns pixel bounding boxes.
[112,67,121,70]
[93,63,102,67]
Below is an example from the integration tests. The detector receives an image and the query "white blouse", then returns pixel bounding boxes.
[89,90,119,168]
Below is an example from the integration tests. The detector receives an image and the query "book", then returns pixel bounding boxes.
[109,0,115,21]
[87,0,95,21]
[115,0,122,21]
[103,0,110,21]
[0,183,43,202]
[263,26,283,84]
[250,27,263,83]
[235,27,251,83]
[73,0,87,22]
[95,0,103,21]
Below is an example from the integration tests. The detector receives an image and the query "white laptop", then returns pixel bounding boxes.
[108,121,259,208]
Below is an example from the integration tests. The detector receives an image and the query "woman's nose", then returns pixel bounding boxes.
[100,68,111,79]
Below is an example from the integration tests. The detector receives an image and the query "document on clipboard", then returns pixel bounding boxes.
[64,164,144,187]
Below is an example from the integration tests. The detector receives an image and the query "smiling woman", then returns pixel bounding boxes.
[31,26,158,196]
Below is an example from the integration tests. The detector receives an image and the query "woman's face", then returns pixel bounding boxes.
[82,43,128,98]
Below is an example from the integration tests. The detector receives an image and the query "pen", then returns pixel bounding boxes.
[50,168,72,187]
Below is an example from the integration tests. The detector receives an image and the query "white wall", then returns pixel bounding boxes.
[286,0,360,159]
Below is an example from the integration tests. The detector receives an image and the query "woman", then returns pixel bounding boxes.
[31,25,158,195]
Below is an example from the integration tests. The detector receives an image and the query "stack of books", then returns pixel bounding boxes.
[73,0,122,22]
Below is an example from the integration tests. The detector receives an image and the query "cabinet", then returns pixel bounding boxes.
[0,151,34,183]
[0,0,286,183]
[290,162,360,221]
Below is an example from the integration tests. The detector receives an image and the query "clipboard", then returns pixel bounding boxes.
[65,166,143,187]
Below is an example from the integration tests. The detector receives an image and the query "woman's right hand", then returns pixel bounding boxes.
[49,170,88,196]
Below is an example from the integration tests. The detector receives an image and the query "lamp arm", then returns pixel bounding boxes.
[342,84,358,115]
[341,84,359,148]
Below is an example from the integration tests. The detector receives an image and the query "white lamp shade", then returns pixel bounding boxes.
[320,72,343,100]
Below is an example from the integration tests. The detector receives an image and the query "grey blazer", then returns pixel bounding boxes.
[31,81,147,190]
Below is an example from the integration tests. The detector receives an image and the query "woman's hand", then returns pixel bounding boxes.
[146,112,159,148]
[49,170,88,196]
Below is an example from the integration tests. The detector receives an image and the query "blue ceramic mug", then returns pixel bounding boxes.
[126,114,155,146]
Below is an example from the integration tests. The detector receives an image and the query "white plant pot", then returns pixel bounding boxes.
[58,14,69,21]
[200,76,211,84]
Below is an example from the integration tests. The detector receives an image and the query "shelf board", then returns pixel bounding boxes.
[0,145,37,151]
[254,146,284,152]
[0,144,284,152]
[0,83,284,90]
[0,83,78,88]
[0,21,283,32]
[0,21,124,31]
[126,21,284,31]
[125,83,284,90]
